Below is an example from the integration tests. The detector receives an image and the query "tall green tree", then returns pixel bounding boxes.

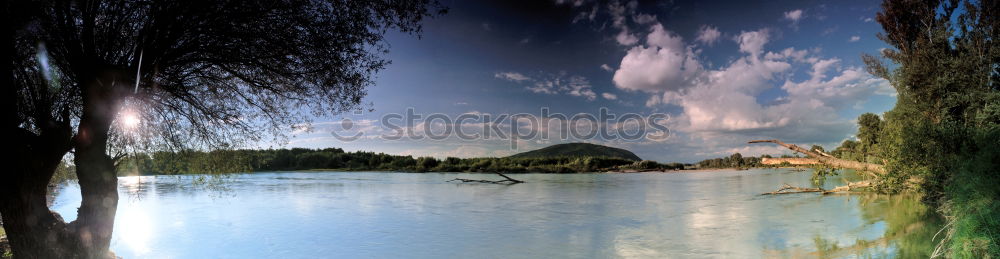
[4,1,443,257]
[856,113,883,159]
[865,0,999,256]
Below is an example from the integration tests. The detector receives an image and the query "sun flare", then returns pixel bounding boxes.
[121,110,141,129]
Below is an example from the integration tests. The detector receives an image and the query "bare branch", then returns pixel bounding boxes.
[447,173,525,185]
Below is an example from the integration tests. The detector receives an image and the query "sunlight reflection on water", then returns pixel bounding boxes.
[49,170,939,258]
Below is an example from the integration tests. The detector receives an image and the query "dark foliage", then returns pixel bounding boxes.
[5,0,444,257]
[695,152,764,169]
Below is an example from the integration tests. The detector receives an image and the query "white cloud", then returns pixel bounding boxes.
[735,29,769,57]
[784,9,804,22]
[600,64,614,72]
[612,23,702,93]
[849,35,861,42]
[780,58,895,108]
[564,76,598,100]
[608,0,640,46]
[602,92,618,100]
[645,94,661,107]
[527,80,558,94]
[494,72,531,82]
[695,25,721,46]
[615,29,639,45]
[499,71,598,101]
[609,23,894,152]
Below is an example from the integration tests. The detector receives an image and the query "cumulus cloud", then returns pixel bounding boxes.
[780,58,894,109]
[600,64,614,72]
[612,23,702,93]
[695,25,721,46]
[602,92,618,100]
[735,29,770,57]
[609,23,894,150]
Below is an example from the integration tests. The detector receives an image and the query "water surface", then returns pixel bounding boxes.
[50,169,940,258]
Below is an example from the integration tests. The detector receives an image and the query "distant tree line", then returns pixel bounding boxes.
[115,148,691,175]
[694,153,767,169]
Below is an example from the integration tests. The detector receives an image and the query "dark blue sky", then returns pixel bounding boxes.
[284,0,897,163]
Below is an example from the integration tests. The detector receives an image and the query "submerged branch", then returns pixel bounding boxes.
[761,180,872,195]
[447,172,525,185]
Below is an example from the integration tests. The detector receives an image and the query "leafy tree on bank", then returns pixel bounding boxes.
[4,1,444,258]
[862,0,999,256]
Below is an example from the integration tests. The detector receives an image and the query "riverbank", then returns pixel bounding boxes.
[1,226,9,259]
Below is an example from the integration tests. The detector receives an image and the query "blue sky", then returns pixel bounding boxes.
[281,0,897,163]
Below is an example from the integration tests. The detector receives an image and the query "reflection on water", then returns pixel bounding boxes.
[49,169,940,258]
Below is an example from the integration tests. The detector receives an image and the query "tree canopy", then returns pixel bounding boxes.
[4,1,445,258]
[862,0,999,256]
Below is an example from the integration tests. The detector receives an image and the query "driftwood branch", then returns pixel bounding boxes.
[447,172,524,185]
[815,150,835,158]
[761,180,872,195]
[749,139,885,175]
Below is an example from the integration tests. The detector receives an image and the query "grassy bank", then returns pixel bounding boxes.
[1,225,9,259]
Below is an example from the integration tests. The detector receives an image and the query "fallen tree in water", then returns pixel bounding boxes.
[750,139,882,195]
[447,173,524,185]
[749,139,884,176]
[759,157,821,165]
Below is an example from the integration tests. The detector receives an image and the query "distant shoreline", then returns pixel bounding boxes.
[290,167,786,174]
[112,167,800,177]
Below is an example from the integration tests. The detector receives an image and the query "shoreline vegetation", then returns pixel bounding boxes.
[112,147,792,176]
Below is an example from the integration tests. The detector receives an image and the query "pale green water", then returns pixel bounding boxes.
[50,169,941,258]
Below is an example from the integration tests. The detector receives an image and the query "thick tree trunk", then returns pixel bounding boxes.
[2,70,123,258]
[67,115,118,259]
[749,139,885,175]
[1,129,74,258]
[63,71,123,258]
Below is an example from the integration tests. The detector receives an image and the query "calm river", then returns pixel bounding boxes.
[50,169,941,258]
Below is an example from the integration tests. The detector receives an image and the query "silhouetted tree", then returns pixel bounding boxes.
[4,0,444,257]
